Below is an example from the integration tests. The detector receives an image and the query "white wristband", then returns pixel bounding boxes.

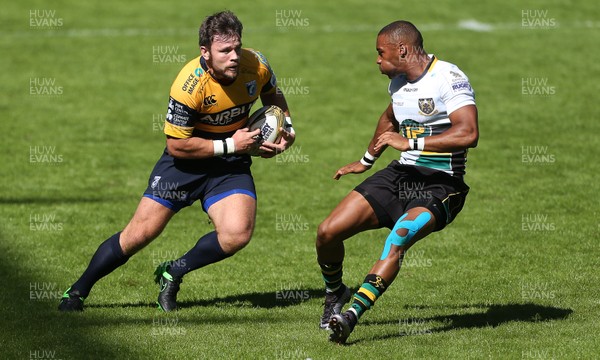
[360,150,378,167]
[417,137,425,151]
[225,137,236,153]
[409,138,425,151]
[213,140,224,156]
[284,116,295,135]
[213,138,235,156]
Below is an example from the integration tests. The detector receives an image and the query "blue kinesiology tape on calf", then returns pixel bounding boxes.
[380,212,432,260]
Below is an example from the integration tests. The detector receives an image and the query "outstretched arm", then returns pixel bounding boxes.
[334,103,396,180]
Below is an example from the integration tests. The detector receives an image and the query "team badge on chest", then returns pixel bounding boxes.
[418,98,437,116]
[246,80,257,97]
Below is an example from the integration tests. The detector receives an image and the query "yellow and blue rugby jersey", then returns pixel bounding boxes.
[164,48,277,139]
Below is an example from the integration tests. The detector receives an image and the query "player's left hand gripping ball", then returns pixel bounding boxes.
[246,105,287,156]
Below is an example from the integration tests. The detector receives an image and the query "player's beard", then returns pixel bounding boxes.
[212,64,239,84]
[223,65,239,81]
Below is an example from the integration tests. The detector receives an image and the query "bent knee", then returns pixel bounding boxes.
[120,227,160,255]
[218,229,253,254]
[316,219,340,247]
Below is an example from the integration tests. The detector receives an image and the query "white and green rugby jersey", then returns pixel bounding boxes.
[389,56,475,178]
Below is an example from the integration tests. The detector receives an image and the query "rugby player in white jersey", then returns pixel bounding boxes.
[316,20,479,344]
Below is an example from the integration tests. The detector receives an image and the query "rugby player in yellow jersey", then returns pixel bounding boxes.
[317,21,478,343]
[59,11,295,312]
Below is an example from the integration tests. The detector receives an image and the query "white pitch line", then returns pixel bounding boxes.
[2,20,599,39]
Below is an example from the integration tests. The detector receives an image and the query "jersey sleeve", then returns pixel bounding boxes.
[164,96,196,139]
[163,65,202,139]
[249,49,278,95]
[439,66,476,115]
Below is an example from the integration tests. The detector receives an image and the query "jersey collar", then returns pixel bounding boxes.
[200,56,210,73]
[407,55,437,84]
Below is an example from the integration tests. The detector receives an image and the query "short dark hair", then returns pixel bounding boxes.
[198,10,243,48]
[378,20,423,49]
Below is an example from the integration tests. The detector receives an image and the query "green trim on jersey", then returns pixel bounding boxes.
[415,154,452,171]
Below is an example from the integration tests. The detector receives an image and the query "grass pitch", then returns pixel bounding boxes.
[1,0,599,359]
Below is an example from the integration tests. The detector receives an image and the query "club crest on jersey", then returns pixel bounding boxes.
[246,80,257,96]
[418,98,437,116]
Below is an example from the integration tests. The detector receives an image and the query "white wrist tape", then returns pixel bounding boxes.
[409,138,425,151]
[225,137,236,153]
[213,140,224,156]
[359,150,378,167]
[284,116,295,135]
[417,137,425,151]
[213,138,235,156]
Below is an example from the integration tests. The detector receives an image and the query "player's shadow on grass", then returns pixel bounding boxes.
[178,288,325,309]
[353,303,572,345]
[88,288,327,310]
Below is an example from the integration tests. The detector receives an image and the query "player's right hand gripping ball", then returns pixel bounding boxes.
[246,105,285,156]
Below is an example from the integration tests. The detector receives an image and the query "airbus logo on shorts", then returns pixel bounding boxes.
[199,102,255,125]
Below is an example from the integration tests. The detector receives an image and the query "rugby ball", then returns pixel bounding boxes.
[246,105,285,155]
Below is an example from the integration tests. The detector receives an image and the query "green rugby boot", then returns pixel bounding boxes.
[58,287,85,312]
[154,261,182,312]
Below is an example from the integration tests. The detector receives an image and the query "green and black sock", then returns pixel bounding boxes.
[319,260,344,293]
[349,274,388,319]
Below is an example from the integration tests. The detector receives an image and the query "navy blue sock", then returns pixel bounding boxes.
[71,232,130,297]
[167,231,231,278]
